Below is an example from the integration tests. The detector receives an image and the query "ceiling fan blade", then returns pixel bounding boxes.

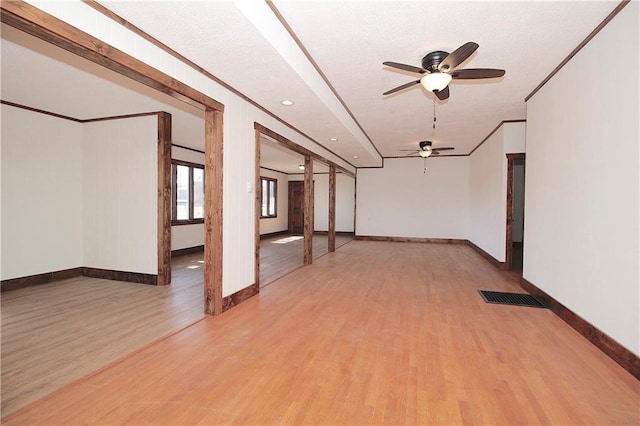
[383,80,421,95]
[451,68,506,79]
[433,147,455,151]
[430,151,440,155]
[383,61,426,74]
[405,152,419,157]
[438,42,478,72]
[434,85,450,100]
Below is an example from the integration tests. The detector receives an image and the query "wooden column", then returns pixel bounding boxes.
[204,108,223,315]
[328,165,336,252]
[254,129,261,288]
[157,112,172,285]
[303,155,313,265]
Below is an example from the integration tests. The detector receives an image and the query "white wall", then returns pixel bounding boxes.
[468,122,526,260]
[83,116,157,274]
[524,3,639,355]
[172,146,205,250]
[357,157,469,239]
[259,168,288,235]
[1,105,83,280]
[336,173,355,232]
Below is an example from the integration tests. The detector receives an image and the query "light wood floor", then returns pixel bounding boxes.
[4,241,638,425]
[0,234,351,418]
[260,234,353,286]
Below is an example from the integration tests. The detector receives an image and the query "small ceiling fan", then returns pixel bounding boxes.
[402,141,454,158]
[383,41,505,100]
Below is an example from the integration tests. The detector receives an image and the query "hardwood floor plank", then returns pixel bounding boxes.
[3,241,637,425]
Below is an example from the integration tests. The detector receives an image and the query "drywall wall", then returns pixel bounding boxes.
[468,122,526,261]
[172,145,204,251]
[1,105,83,280]
[335,173,355,232]
[289,172,356,233]
[524,3,639,355]
[83,116,158,274]
[469,127,506,260]
[357,157,469,239]
[259,168,288,235]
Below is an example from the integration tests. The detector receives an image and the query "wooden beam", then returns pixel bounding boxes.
[0,1,223,113]
[328,165,336,252]
[204,108,223,315]
[303,156,313,265]
[157,112,172,285]
[254,123,355,178]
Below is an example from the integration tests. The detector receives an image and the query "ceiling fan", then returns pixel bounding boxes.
[403,141,454,158]
[383,41,505,100]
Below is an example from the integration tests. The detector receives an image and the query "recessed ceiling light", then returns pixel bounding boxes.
[353,155,359,159]
[281,99,294,106]
[329,138,338,142]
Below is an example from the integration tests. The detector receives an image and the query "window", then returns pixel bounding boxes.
[172,160,205,225]
[260,177,277,218]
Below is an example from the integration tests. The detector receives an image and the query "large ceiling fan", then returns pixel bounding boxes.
[403,141,454,158]
[383,42,505,100]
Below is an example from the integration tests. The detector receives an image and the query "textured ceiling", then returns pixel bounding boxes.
[3,1,621,169]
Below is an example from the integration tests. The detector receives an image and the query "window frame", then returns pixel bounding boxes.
[171,159,205,226]
[260,176,278,219]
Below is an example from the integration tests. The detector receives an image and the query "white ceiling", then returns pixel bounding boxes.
[2,1,620,169]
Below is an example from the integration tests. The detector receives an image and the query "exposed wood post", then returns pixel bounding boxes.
[254,128,261,288]
[303,155,313,265]
[328,165,336,252]
[204,108,223,315]
[157,112,172,285]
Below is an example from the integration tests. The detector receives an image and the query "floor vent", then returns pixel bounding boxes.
[479,290,546,308]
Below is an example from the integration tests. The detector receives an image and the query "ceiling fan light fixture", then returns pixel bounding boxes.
[419,148,432,158]
[298,164,305,170]
[420,72,452,92]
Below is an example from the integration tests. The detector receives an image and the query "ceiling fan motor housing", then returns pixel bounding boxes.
[421,51,449,72]
[419,140,433,150]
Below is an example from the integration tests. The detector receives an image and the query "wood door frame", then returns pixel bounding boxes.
[2,2,225,314]
[505,153,526,271]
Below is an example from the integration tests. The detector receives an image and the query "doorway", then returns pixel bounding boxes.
[506,154,526,272]
[288,181,305,234]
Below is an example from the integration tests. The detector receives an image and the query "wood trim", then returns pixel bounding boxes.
[328,165,336,252]
[172,144,205,155]
[204,108,224,316]
[171,245,204,257]
[466,240,506,270]
[303,155,313,265]
[81,111,161,123]
[0,268,83,292]
[255,123,355,178]
[0,1,223,113]
[469,119,527,156]
[222,283,259,312]
[157,112,172,286]
[520,277,640,380]
[505,153,526,271]
[84,0,355,169]
[259,230,289,240]
[1,100,82,122]
[172,159,204,168]
[255,128,262,289]
[525,0,631,102]
[313,231,354,237]
[81,267,157,285]
[355,236,467,244]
